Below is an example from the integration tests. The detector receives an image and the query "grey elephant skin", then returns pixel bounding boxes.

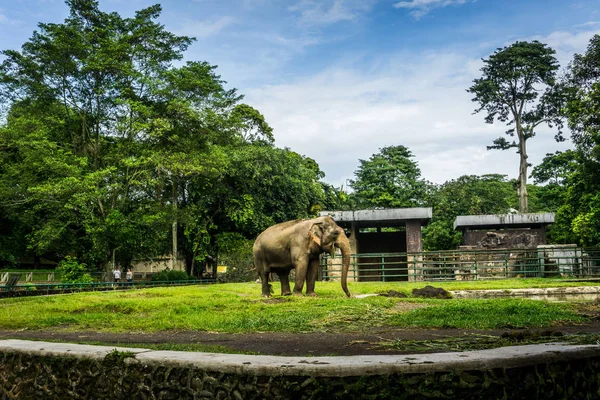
[253,216,351,297]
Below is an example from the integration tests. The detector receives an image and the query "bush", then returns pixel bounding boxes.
[56,256,94,283]
[151,269,191,282]
[215,233,255,283]
[216,264,256,283]
[0,252,17,269]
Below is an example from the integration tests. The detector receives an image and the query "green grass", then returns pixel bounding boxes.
[0,280,593,334]
[380,332,600,353]
[389,298,585,329]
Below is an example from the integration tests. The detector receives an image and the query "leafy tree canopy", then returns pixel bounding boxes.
[350,145,429,209]
[0,0,328,271]
[552,34,600,246]
[467,41,562,213]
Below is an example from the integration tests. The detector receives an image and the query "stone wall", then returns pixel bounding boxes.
[129,257,186,273]
[1,340,600,399]
[462,229,546,249]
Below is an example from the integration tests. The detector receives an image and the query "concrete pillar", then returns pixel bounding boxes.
[406,220,422,252]
[406,220,423,282]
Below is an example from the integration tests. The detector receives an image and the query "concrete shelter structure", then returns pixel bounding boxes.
[320,208,431,281]
[321,208,432,254]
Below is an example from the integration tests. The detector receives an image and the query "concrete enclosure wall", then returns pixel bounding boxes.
[129,257,186,273]
[1,340,600,399]
[462,229,546,249]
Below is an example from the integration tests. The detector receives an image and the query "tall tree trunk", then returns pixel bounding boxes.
[518,137,529,213]
[171,177,178,270]
[515,117,529,214]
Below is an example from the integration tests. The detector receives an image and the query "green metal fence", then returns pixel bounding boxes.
[321,247,600,282]
[0,279,216,294]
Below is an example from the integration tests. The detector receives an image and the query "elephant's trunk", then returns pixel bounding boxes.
[335,228,351,297]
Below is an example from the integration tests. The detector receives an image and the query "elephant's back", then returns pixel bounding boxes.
[253,220,307,254]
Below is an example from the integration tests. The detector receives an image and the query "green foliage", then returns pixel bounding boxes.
[215,233,255,283]
[422,220,462,251]
[103,349,136,368]
[468,41,562,212]
[151,269,191,282]
[0,1,335,270]
[56,256,94,283]
[423,174,517,250]
[350,145,429,208]
[531,150,577,186]
[554,34,600,246]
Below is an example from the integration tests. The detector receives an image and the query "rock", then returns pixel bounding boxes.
[412,286,452,299]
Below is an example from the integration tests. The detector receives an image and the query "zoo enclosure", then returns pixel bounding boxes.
[321,247,600,282]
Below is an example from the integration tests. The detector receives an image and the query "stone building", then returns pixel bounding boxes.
[453,213,555,249]
[451,213,564,279]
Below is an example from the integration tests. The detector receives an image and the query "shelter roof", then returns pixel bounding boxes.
[319,208,432,228]
[453,213,555,231]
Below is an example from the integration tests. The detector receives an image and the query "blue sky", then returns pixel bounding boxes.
[1,0,599,186]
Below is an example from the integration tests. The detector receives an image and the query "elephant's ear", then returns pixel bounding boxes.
[308,224,323,246]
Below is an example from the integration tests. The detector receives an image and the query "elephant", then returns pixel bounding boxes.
[252,216,351,297]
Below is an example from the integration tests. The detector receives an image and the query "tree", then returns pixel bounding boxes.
[350,145,428,208]
[422,174,518,250]
[0,0,288,270]
[553,34,600,246]
[530,150,577,218]
[467,41,562,213]
[0,1,200,268]
[0,0,337,272]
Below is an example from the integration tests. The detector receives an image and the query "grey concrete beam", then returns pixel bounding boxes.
[320,208,432,225]
[453,213,555,230]
[1,339,599,378]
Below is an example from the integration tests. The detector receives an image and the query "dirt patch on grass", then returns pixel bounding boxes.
[2,321,600,356]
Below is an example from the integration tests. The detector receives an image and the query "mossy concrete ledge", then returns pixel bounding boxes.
[1,340,600,399]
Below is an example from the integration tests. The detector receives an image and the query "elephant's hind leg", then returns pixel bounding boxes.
[277,271,292,296]
[257,263,273,297]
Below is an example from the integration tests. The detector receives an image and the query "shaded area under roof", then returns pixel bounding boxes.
[453,213,555,231]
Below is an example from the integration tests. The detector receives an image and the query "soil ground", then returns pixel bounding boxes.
[2,321,600,356]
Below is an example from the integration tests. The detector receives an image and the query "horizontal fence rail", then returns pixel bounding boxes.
[0,279,216,295]
[321,247,600,282]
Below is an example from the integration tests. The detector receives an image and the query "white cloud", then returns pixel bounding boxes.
[528,28,600,66]
[176,16,236,38]
[393,0,470,19]
[575,21,600,28]
[245,51,507,185]
[289,0,375,26]
[244,31,594,186]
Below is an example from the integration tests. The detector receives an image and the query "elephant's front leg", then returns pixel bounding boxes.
[276,271,292,296]
[292,255,309,295]
[305,258,320,296]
